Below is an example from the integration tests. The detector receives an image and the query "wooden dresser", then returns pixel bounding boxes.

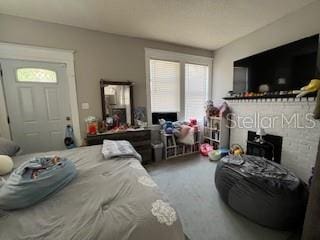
[86,129,152,164]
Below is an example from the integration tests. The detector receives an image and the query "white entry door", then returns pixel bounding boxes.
[0,59,71,153]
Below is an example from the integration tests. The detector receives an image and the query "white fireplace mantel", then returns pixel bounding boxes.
[226,98,319,182]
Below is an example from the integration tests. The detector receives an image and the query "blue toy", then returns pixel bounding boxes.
[159,119,175,134]
[164,121,174,134]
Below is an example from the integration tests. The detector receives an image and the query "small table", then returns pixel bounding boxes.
[86,129,152,164]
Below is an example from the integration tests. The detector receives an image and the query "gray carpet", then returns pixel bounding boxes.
[146,154,293,240]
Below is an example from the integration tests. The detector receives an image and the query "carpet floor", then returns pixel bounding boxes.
[146,154,295,240]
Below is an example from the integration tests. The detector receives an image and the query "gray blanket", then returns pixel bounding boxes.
[102,140,142,161]
[0,145,184,240]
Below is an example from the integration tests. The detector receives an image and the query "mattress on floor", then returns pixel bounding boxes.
[0,145,184,240]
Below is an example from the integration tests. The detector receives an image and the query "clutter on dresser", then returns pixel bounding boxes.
[85,116,98,135]
[133,107,148,127]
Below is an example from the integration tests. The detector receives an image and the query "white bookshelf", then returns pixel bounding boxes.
[161,131,200,159]
[203,116,229,149]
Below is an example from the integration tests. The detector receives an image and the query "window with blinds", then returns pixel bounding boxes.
[185,63,209,121]
[150,59,180,112]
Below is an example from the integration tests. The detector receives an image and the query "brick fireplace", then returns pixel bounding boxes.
[227,97,320,182]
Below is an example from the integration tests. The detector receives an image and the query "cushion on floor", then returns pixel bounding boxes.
[0,156,77,210]
[215,155,308,230]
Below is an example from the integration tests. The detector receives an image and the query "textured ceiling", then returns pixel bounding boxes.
[0,0,316,50]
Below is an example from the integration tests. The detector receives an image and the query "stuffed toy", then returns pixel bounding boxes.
[0,155,14,175]
[159,119,175,134]
[205,100,220,117]
[189,118,197,127]
[200,144,214,156]
[164,121,174,134]
[297,79,320,119]
[208,150,221,161]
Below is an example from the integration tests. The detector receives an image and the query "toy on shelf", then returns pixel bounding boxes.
[164,121,174,134]
[203,100,230,150]
[205,100,220,118]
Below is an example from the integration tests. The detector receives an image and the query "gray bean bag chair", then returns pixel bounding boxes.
[215,155,308,230]
[0,156,76,210]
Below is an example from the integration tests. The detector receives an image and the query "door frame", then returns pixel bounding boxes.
[0,42,81,146]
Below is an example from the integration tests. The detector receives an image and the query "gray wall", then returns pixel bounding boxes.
[212,1,320,99]
[0,14,212,139]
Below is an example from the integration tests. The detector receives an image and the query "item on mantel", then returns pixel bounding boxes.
[258,84,270,93]
[85,116,98,135]
[296,79,320,119]
[227,91,235,97]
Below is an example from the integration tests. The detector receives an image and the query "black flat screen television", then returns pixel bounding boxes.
[233,34,320,93]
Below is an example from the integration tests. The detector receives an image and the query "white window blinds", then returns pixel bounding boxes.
[150,59,180,112]
[185,63,209,121]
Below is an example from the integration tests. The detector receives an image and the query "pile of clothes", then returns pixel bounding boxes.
[159,118,199,145]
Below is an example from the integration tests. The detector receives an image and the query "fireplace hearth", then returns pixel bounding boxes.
[247,131,283,164]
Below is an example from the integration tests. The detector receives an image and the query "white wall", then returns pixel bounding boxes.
[0,14,211,139]
[212,1,320,99]
[212,1,320,181]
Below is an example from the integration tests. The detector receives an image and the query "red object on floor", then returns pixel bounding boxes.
[200,144,213,156]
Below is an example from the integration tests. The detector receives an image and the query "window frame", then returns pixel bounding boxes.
[145,48,213,126]
[149,58,181,113]
[15,67,58,84]
[184,63,210,121]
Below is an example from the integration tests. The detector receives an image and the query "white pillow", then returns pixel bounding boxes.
[0,155,13,176]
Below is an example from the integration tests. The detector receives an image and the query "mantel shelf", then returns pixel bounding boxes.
[223,92,316,101]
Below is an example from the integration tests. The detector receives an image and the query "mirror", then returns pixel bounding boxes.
[100,80,133,126]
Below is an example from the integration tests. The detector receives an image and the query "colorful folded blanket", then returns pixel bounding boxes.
[102,140,142,161]
[0,156,76,210]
